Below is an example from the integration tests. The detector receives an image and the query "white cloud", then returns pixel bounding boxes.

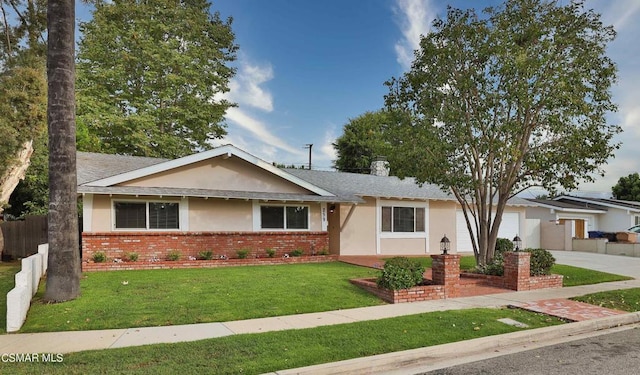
[227,58,274,112]
[319,126,338,165]
[393,0,437,70]
[592,0,640,31]
[223,107,303,157]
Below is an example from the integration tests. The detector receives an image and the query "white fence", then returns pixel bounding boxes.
[6,243,48,333]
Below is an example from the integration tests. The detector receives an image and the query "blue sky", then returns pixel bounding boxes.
[79,0,640,195]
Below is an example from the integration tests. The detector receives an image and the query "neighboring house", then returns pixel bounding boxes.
[526,195,640,239]
[77,144,534,261]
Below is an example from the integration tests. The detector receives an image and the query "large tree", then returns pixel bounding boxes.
[44,0,80,302]
[612,173,640,202]
[384,0,619,265]
[76,0,238,158]
[333,110,393,174]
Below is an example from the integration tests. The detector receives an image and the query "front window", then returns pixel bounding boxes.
[260,205,309,230]
[114,201,179,230]
[382,206,425,233]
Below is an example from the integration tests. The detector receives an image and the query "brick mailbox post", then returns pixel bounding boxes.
[431,254,461,298]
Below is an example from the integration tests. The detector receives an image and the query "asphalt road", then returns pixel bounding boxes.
[422,326,640,375]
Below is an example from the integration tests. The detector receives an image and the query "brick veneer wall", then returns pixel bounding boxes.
[82,231,330,271]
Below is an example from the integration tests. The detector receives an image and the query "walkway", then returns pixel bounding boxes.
[1,251,639,355]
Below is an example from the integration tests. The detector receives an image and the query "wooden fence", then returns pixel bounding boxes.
[1,216,48,260]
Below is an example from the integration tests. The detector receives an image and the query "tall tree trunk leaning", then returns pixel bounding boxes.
[0,140,35,260]
[43,0,80,302]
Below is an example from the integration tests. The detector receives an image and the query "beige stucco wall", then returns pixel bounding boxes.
[121,156,311,194]
[429,200,457,253]
[337,198,377,255]
[380,238,427,254]
[90,194,113,232]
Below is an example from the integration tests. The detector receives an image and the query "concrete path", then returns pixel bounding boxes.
[1,251,639,359]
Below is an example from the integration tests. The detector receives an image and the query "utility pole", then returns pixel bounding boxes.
[304,144,313,170]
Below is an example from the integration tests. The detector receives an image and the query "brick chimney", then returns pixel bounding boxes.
[370,156,390,177]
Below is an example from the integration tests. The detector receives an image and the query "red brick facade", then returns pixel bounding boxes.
[82,231,330,271]
[351,252,563,304]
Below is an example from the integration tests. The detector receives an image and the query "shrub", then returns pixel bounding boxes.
[125,252,139,262]
[495,238,514,256]
[291,249,304,257]
[167,250,181,261]
[198,250,214,260]
[236,249,250,259]
[526,248,556,276]
[92,252,106,263]
[376,257,425,290]
[318,248,330,255]
[265,248,276,258]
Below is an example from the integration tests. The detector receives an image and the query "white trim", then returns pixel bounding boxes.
[320,203,328,231]
[534,201,606,214]
[377,199,430,253]
[111,198,182,231]
[253,202,312,231]
[554,195,640,213]
[82,194,94,232]
[85,144,336,197]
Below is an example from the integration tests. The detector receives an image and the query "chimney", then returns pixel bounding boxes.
[370,156,390,177]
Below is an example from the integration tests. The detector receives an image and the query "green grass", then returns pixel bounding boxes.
[20,262,383,332]
[1,308,564,375]
[572,287,640,312]
[550,264,633,287]
[0,261,21,334]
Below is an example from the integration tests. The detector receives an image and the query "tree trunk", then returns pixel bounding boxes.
[43,0,80,302]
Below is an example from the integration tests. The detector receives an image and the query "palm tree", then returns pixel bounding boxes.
[43,0,80,302]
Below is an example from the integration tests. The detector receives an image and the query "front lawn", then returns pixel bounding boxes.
[551,264,632,287]
[572,287,640,312]
[21,262,382,333]
[2,308,564,375]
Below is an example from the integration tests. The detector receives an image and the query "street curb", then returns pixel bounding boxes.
[266,312,640,375]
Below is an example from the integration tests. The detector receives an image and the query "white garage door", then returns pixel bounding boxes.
[456,211,520,252]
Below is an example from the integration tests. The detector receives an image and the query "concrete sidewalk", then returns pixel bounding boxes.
[1,251,640,357]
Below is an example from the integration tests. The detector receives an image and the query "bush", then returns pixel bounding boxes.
[125,252,139,262]
[291,249,304,257]
[166,250,181,261]
[236,249,250,259]
[198,250,214,260]
[92,252,106,263]
[376,257,425,290]
[526,248,555,276]
[495,238,514,256]
[265,248,276,258]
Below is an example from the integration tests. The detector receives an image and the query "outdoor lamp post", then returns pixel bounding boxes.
[440,234,450,255]
[512,235,522,251]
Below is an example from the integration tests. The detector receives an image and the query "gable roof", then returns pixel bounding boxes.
[76,145,534,207]
[526,198,608,213]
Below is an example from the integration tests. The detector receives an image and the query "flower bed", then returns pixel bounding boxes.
[82,255,338,272]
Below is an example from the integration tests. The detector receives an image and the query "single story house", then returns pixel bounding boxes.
[526,195,640,239]
[77,144,534,261]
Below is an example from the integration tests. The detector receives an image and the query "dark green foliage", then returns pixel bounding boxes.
[198,250,214,260]
[125,252,139,262]
[526,248,555,276]
[495,238,514,255]
[92,252,106,263]
[291,249,304,257]
[76,0,238,158]
[612,173,640,201]
[265,248,276,258]
[167,250,181,261]
[376,257,425,290]
[333,110,393,173]
[236,249,249,259]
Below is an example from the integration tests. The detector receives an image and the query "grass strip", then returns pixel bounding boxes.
[0,308,564,375]
[551,264,632,287]
[572,287,640,312]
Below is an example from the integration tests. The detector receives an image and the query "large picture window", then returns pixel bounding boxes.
[260,205,309,230]
[114,201,180,230]
[381,206,425,233]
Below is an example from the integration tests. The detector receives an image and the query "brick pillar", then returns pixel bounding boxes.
[431,254,460,298]
[504,252,531,291]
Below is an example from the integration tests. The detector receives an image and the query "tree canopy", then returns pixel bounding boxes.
[333,110,393,174]
[612,173,640,202]
[384,0,620,265]
[76,0,238,158]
